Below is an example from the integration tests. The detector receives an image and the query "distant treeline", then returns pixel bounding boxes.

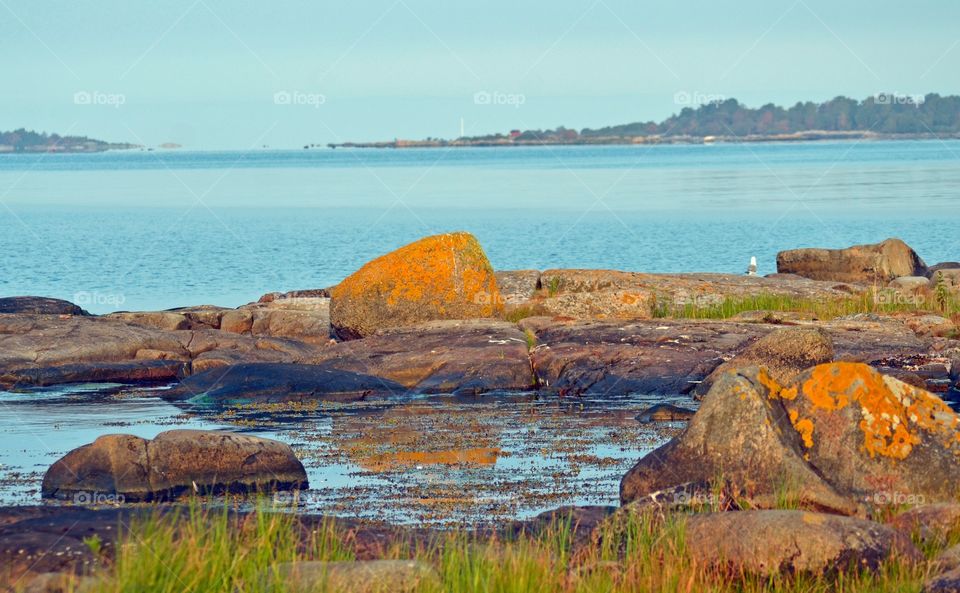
[0,128,135,152]
[486,94,960,142]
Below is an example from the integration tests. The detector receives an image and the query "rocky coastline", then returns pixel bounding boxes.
[2,232,960,592]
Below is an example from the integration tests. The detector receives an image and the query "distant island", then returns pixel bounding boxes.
[0,129,139,153]
[328,93,960,148]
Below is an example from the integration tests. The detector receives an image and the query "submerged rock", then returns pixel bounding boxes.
[330,232,503,339]
[776,238,927,283]
[41,429,308,502]
[635,403,696,423]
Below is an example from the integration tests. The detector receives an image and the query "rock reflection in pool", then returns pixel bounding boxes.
[0,385,693,525]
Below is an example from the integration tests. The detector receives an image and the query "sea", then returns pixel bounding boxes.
[0,140,957,314]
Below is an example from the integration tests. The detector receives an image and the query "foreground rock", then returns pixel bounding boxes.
[683,510,920,575]
[41,429,308,502]
[620,367,856,512]
[0,296,88,316]
[777,238,927,283]
[330,232,503,339]
[622,362,960,513]
[694,326,834,397]
[268,561,440,593]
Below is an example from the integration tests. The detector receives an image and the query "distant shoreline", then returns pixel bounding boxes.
[327,131,960,149]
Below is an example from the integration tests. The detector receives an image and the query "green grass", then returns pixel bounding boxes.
[652,289,960,322]
[37,501,938,593]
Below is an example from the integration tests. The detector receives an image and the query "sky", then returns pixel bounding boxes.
[2,0,959,149]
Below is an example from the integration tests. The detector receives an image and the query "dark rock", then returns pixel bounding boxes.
[926,567,960,593]
[313,319,535,394]
[0,360,182,388]
[776,238,927,283]
[330,232,502,339]
[0,296,87,316]
[165,362,405,403]
[41,429,308,502]
[635,403,696,423]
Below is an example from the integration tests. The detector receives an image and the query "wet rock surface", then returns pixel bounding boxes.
[41,429,308,502]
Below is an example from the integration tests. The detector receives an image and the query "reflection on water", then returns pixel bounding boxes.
[0,384,692,525]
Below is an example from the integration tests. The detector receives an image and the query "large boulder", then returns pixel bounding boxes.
[622,362,960,513]
[41,429,308,501]
[620,367,856,512]
[0,296,87,316]
[694,326,834,397]
[776,238,927,283]
[330,232,503,339]
[683,510,920,576]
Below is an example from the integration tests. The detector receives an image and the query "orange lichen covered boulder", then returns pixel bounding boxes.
[330,232,502,339]
[621,362,960,513]
[775,362,960,504]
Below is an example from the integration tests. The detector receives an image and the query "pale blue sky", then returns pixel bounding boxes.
[2,0,958,148]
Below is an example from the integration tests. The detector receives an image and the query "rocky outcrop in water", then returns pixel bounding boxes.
[0,296,88,316]
[330,232,503,339]
[41,429,308,502]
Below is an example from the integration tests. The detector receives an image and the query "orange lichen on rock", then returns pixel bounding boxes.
[798,363,960,460]
[330,232,503,338]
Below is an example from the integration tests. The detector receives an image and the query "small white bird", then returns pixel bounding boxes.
[746,256,758,276]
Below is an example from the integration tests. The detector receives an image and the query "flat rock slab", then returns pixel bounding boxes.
[166,362,405,403]
[0,296,88,316]
[41,429,308,502]
[311,319,535,394]
[524,316,934,396]
[0,314,326,388]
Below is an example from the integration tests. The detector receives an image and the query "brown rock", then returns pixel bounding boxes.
[889,504,960,546]
[619,367,856,512]
[494,270,541,305]
[330,232,502,339]
[635,403,696,423]
[268,560,440,593]
[694,326,834,397]
[776,238,927,283]
[683,510,921,576]
[104,311,191,331]
[42,429,308,502]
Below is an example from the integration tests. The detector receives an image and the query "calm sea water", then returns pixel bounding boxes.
[1,141,958,314]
